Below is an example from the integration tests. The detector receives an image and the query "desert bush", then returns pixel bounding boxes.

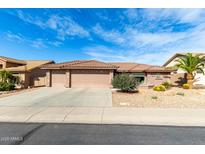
[151,96,158,99]
[0,70,18,91]
[153,85,166,91]
[0,82,15,91]
[162,81,172,89]
[112,74,139,92]
[176,92,185,96]
[182,83,190,89]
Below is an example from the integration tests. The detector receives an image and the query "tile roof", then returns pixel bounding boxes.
[43,60,172,72]
[4,60,53,72]
[109,62,172,73]
[145,66,173,72]
[42,60,118,69]
[0,56,26,65]
[108,62,137,72]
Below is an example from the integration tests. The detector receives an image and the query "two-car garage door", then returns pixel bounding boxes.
[71,70,110,88]
[51,70,111,88]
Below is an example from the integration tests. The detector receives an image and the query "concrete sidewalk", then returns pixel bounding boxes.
[0,107,205,126]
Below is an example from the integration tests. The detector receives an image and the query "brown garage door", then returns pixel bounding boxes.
[71,70,110,88]
[51,70,66,87]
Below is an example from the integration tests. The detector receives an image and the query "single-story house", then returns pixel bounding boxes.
[163,53,205,86]
[0,56,54,88]
[42,60,173,88]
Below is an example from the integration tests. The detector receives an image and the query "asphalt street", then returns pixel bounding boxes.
[0,123,205,145]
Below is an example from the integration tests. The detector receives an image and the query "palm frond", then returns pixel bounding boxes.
[175,53,205,74]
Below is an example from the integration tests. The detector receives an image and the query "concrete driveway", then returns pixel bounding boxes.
[0,87,112,107]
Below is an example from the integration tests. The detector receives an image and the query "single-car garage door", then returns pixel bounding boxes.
[71,70,111,88]
[51,70,66,87]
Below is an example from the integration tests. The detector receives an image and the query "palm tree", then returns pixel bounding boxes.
[175,53,205,88]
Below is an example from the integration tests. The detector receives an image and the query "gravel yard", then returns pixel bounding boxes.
[112,87,205,108]
[0,87,40,98]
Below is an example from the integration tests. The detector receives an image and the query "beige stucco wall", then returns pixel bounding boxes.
[29,68,47,87]
[171,73,187,86]
[0,60,6,69]
[12,72,29,88]
[11,69,47,88]
[46,70,51,87]
[146,73,171,86]
[65,70,71,88]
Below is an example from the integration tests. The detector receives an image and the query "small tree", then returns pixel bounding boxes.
[112,74,139,92]
[0,70,19,91]
[0,70,13,83]
[175,53,205,88]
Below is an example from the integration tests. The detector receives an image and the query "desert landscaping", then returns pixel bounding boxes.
[112,87,205,108]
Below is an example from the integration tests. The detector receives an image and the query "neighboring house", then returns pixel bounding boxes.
[0,56,54,88]
[163,53,205,86]
[110,62,172,88]
[42,60,172,88]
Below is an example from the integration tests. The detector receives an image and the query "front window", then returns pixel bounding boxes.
[156,73,161,79]
[129,73,145,84]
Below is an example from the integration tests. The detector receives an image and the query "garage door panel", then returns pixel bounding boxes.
[51,70,66,87]
[71,70,110,88]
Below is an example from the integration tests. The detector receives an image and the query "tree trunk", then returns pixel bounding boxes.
[187,73,194,89]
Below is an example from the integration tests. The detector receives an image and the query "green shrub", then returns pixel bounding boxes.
[183,83,190,89]
[162,81,172,89]
[112,74,139,92]
[176,92,185,96]
[0,82,15,91]
[153,85,166,91]
[151,96,158,99]
[0,70,18,91]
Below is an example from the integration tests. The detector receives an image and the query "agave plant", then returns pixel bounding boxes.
[175,53,205,88]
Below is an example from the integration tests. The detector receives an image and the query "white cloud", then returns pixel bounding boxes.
[16,11,90,41]
[8,9,205,65]
[124,9,138,20]
[83,44,183,65]
[178,9,204,23]
[31,39,47,48]
[4,32,63,49]
[92,24,125,44]
[17,10,45,28]
[5,32,47,48]
[124,27,186,48]
[47,15,59,29]
[142,9,205,24]
[5,32,25,43]
[56,17,90,40]
[83,45,127,61]
[49,41,63,47]
[92,23,186,49]
[87,21,205,65]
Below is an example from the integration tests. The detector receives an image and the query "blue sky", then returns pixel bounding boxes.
[0,9,205,65]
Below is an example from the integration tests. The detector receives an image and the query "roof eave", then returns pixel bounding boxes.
[116,70,145,73]
[145,70,173,73]
[41,67,117,70]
